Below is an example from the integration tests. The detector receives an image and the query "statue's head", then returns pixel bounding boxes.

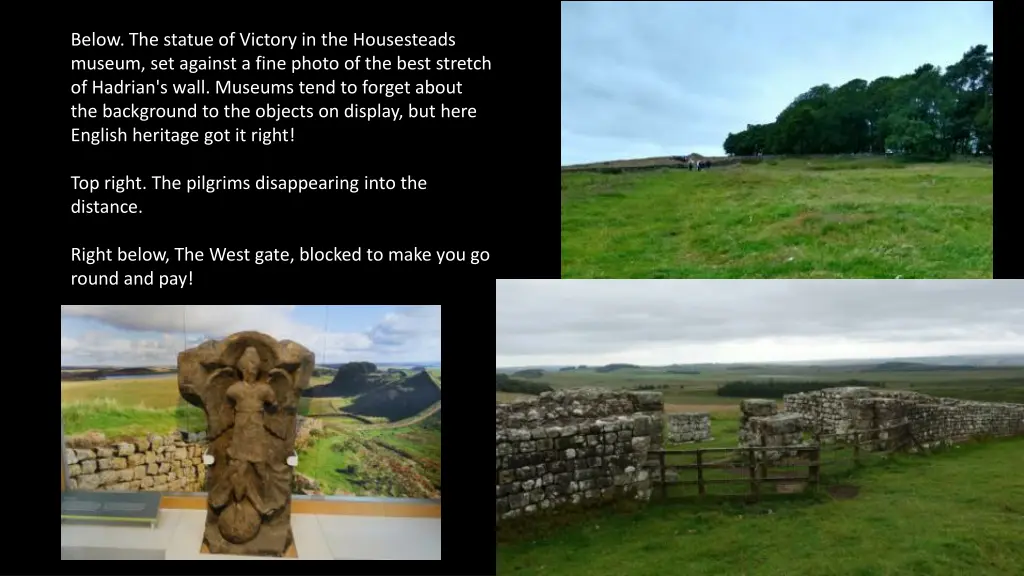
[238,346,261,381]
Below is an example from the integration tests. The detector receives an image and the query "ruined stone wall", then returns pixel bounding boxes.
[782,387,1024,449]
[903,397,1024,448]
[666,412,712,444]
[737,399,779,446]
[737,399,812,461]
[64,431,207,493]
[496,389,664,524]
[782,387,878,435]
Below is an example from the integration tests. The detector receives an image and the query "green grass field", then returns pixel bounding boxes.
[498,436,1024,575]
[60,377,205,437]
[561,158,992,279]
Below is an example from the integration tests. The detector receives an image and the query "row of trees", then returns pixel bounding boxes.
[495,373,553,395]
[723,45,992,160]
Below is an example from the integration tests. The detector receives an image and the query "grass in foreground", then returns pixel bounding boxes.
[561,159,992,278]
[498,437,1024,576]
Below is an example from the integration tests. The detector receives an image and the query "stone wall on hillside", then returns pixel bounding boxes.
[64,431,207,493]
[781,387,1024,450]
[666,412,712,444]
[496,389,664,524]
[736,388,1024,455]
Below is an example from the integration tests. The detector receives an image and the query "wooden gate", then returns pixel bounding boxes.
[649,422,911,500]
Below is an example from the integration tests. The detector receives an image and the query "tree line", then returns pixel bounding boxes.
[496,373,553,395]
[723,45,992,160]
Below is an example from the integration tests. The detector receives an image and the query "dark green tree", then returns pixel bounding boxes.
[722,46,992,159]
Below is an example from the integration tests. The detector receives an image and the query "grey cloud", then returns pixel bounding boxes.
[496,280,1024,362]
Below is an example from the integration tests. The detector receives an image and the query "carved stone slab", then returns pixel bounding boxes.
[178,331,314,557]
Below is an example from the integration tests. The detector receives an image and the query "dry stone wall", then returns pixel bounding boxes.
[64,431,207,493]
[496,389,664,524]
[782,387,877,436]
[738,388,1023,456]
[781,387,1024,450]
[666,412,712,444]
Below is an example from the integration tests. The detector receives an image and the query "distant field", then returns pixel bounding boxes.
[501,364,1024,405]
[561,157,992,279]
[60,376,202,437]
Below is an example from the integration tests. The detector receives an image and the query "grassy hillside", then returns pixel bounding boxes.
[346,371,442,421]
[561,157,992,279]
[498,436,1024,575]
[296,412,441,499]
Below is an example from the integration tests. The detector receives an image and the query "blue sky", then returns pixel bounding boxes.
[561,1,993,165]
[60,305,441,367]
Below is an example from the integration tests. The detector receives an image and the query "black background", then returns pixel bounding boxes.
[991,7,1015,279]
[59,9,556,576]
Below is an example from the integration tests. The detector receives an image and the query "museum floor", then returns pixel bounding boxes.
[61,503,442,560]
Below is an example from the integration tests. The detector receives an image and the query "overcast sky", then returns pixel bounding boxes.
[61,305,441,367]
[496,280,1023,367]
[561,1,994,165]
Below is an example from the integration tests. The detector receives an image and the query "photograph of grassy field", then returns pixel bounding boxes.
[61,305,442,500]
[561,156,992,279]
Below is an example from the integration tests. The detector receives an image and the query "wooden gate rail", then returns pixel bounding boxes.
[650,445,821,500]
[649,422,912,500]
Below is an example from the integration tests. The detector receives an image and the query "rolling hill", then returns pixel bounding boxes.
[346,371,442,422]
[303,362,402,397]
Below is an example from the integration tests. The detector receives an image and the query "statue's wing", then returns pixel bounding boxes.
[264,370,294,441]
[277,340,316,393]
[178,339,239,440]
[264,340,316,441]
[202,368,238,440]
[178,340,221,408]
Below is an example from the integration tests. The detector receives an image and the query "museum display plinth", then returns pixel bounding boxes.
[178,331,314,557]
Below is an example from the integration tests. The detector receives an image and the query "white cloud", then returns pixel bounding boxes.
[60,305,440,366]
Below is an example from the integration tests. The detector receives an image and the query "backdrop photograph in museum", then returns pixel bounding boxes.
[60,305,442,500]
